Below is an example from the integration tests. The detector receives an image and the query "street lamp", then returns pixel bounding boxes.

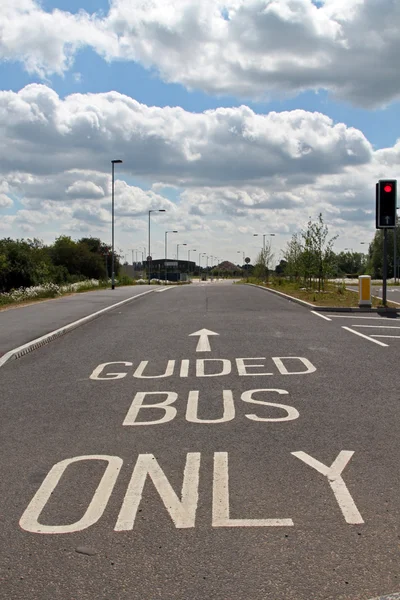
[111,159,123,289]
[177,243,187,261]
[148,209,166,284]
[254,233,275,252]
[237,250,245,264]
[165,230,178,260]
[188,249,197,273]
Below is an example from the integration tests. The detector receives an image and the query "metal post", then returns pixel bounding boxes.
[148,211,151,285]
[394,224,397,284]
[111,162,115,289]
[383,228,388,306]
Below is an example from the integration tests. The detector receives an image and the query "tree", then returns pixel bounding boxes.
[253,241,274,281]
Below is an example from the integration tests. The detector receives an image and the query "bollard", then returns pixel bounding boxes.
[358,275,372,308]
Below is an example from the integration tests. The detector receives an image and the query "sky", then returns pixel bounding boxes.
[1,0,400,266]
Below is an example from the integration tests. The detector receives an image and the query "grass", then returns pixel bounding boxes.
[240,277,397,308]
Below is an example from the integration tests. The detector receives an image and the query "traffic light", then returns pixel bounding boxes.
[376,179,397,228]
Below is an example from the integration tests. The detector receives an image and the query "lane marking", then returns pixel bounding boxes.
[0,289,155,368]
[329,315,387,320]
[311,311,332,321]
[352,325,400,329]
[371,335,400,339]
[189,329,219,352]
[342,326,389,347]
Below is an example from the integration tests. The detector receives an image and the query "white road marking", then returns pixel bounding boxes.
[0,290,155,368]
[241,389,299,422]
[292,451,364,525]
[186,390,235,423]
[123,392,178,426]
[273,357,317,375]
[115,453,200,531]
[342,326,389,347]
[133,360,175,378]
[212,453,294,527]
[189,328,219,352]
[370,335,400,339]
[20,455,123,534]
[352,325,400,329]
[329,315,386,319]
[196,359,231,377]
[311,311,332,321]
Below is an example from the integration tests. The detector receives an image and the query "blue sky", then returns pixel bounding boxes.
[1,0,399,262]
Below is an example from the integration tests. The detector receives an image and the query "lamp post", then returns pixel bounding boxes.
[253,233,275,252]
[164,230,178,283]
[177,243,187,261]
[188,249,197,276]
[165,230,178,260]
[148,209,166,284]
[111,159,123,289]
[237,250,245,264]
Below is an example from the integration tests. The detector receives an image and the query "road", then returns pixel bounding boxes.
[1,282,400,600]
[0,285,158,356]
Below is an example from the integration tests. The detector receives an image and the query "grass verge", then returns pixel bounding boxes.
[240,277,397,308]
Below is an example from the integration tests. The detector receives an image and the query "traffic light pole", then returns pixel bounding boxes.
[383,229,388,307]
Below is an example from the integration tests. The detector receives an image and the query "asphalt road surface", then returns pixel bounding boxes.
[1,282,400,600]
[0,285,158,356]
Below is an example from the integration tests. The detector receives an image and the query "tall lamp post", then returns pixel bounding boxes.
[164,230,178,283]
[111,159,123,289]
[148,209,166,284]
[188,249,197,276]
[253,233,275,252]
[177,243,187,261]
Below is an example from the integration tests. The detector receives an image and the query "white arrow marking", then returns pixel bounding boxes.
[189,329,219,352]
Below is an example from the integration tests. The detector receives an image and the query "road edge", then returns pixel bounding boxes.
[246,284,400,313]
[0,289,154,368]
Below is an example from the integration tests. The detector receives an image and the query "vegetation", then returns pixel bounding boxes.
[0,236,119,294]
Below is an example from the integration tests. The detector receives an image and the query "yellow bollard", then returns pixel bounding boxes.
[358,275,372,308]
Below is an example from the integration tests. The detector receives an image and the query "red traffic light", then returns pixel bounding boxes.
[384,184,393,193]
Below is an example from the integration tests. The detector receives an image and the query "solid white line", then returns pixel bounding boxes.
[370,335,400,339]
[0,289,155,367]
[352,325,400,329]
[342,326,389,347]
[329,315,385,319]
[311,311,331,321]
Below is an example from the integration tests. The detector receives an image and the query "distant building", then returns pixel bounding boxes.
[143,259,196,281]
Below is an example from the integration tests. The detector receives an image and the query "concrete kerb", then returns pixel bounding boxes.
[246,283,400,314]
[0,289,155,368]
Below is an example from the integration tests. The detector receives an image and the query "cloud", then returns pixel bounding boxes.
[0,85,372,187]
[1,1,400,107]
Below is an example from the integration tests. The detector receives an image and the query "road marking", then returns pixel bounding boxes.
[329,315,387,319]
[241,389,299,422]
[186,390,235,424]
[370,335,400,339]
[352,325,400,329]
[0,289,155,368]
[189,328,219,352]
[89,357,318,379]
[20,455,123,534]
[292,451,364,524]
[115,453,200,531]
[311,311,332,321]
[342,326,389,347]
[212,453,294,527]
